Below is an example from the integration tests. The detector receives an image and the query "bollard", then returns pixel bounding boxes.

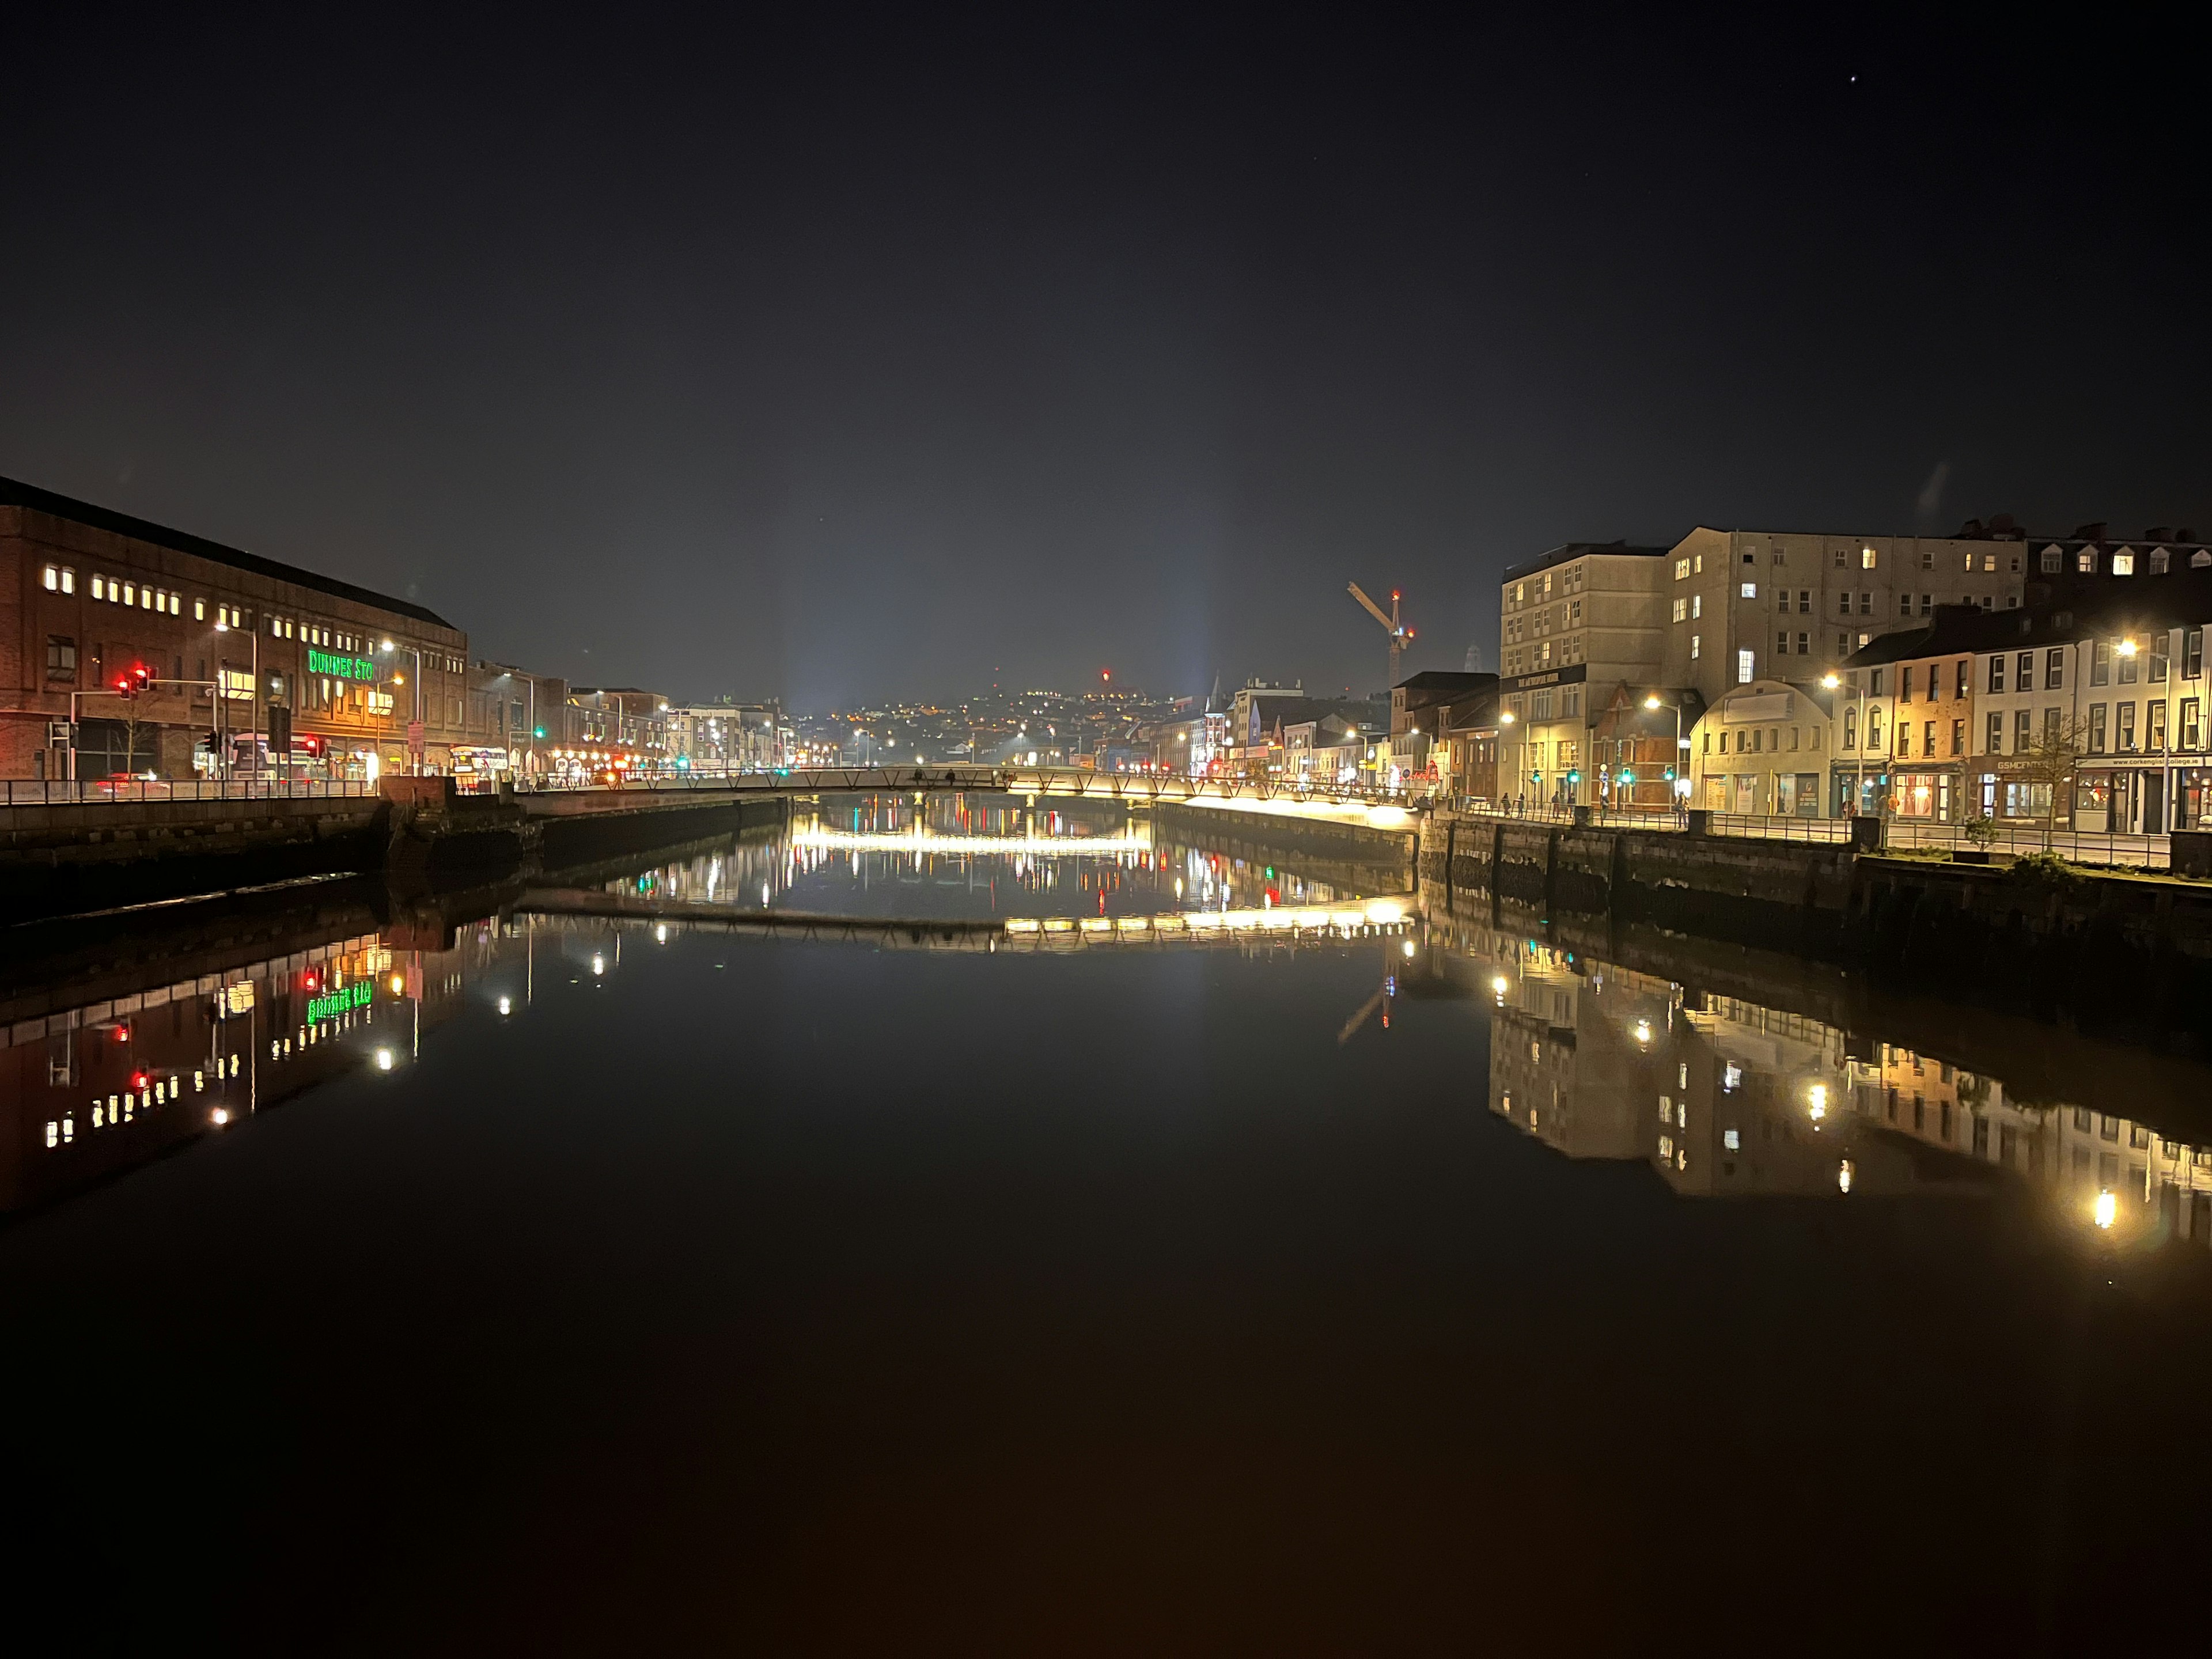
[1849,815,1884,853]
[1684,809,1709,838]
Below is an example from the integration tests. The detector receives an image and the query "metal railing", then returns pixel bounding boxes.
[0,778,380,808]
[513,764,1416,807]
[1442,801,2174,869]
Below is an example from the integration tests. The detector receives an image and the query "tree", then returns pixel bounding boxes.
[1998,713,2089,850]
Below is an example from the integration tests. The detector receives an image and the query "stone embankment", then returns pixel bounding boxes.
[0,781,787,922]
[1422,810,2212,1050]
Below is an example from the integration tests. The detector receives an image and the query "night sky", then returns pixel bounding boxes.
[3,9,2205,707]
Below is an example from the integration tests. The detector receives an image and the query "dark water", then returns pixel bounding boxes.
[4,797,2209,1652]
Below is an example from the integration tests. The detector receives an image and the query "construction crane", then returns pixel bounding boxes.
[1347,582,1413,690]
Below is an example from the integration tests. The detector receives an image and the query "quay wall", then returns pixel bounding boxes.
[1150,801,1418,871]
[0,785,790,922]
[1422,810,2212,1051]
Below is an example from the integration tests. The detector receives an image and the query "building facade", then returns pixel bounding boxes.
[6,476,469,780]
[1498,543,1670,806]
[1685,679,1833,816]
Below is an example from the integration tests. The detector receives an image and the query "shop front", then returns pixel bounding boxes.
[2178,768,2212,831]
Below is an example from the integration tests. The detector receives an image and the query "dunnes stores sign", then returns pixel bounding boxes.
[308,646,378,681]
[307,980,374,1025]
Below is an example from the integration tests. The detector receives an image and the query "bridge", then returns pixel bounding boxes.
[517,764,1414,820]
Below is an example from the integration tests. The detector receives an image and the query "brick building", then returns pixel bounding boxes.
[4,476,469,779]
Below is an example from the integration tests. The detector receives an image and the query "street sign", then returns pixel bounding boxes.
[407,719,426,758]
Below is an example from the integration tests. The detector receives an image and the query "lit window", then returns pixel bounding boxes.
[194,598,205,620]
[1862,547,1877,569]
[62,567,75,593]
[123,581,137,605]
[1675,558,1690,581]
[1740,582,1756,599]
[41,563,58,590]
[2112,552,2135,575]
[1691,595,1702,619]
[1691,634,1701,660]
[1724,1128,1740,1151]
[1737,649,1755,684]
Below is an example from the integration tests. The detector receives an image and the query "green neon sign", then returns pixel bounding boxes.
[308,647,378,681]
[308,982,374,1024]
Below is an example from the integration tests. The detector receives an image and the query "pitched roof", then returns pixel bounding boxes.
[2,473,456,631]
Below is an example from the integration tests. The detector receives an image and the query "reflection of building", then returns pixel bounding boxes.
[1425,904,2212,1242]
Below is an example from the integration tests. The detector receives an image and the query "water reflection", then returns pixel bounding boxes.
[6,803,2210,1259]
[1419,903,2212,1250]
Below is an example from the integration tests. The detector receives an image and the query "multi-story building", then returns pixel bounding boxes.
[1831,607,1984,820]
[663,702,782,771]
[1498,542,1670,806]
[1964,571,2212,832]
[1684,679,1832,816]
[565,688,673,771]
[6,474,469,779]
[465,662,573,777]
[1660,524,2029,709]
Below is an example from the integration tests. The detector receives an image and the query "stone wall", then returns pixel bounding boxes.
[1424,809,2212,1053]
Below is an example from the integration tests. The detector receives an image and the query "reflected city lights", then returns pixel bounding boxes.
[2094,1190,2117,1229]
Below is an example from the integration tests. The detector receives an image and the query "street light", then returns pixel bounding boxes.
[1823,672,1865,817]
[379,638,424,773]
[1641,692,1688,810]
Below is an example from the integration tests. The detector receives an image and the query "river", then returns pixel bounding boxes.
[3,796,2207,1650]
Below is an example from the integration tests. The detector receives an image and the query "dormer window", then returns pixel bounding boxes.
[2077,549,2097,573]
[2112,551,2135,576]
[2150,548,2170,574]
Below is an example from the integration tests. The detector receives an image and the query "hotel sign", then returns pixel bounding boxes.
[308,647,377,681]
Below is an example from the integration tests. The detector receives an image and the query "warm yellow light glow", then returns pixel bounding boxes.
[389,973,405,994]
[1402,939,1416,958]
[1808,1082,1828,1122]
[2116,638,2137,657]
[497,996,512,1016]
[1644,695,1661,710]
[1821,673,1840,689]
[1838,1159,1853,1195]
[1634,1020,1652,1044]
[1491,975,1510,995]
[1499,710,1515,725]
[654,924,668,943]
[591,955,605,976]
[375,1048,394,1071]
[2094,1190,2117,1229]
[210,1107,231,1127]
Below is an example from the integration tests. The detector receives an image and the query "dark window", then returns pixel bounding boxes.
[46,635,76,683]
[1988,656,2005,694]
[2046,649,2065,690]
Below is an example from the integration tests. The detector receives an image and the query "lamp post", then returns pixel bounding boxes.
[1642,693,1687,813]
[1823,672,1865,817]
[380,638,423,774]
[213,615,260,783]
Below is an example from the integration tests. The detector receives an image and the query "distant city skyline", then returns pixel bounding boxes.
[2,11,2203,707]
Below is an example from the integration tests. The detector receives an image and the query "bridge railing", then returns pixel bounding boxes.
[510,764,1417,808]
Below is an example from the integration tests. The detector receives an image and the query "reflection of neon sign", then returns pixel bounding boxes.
[308,982,374,1024]
[308,647,377,681]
